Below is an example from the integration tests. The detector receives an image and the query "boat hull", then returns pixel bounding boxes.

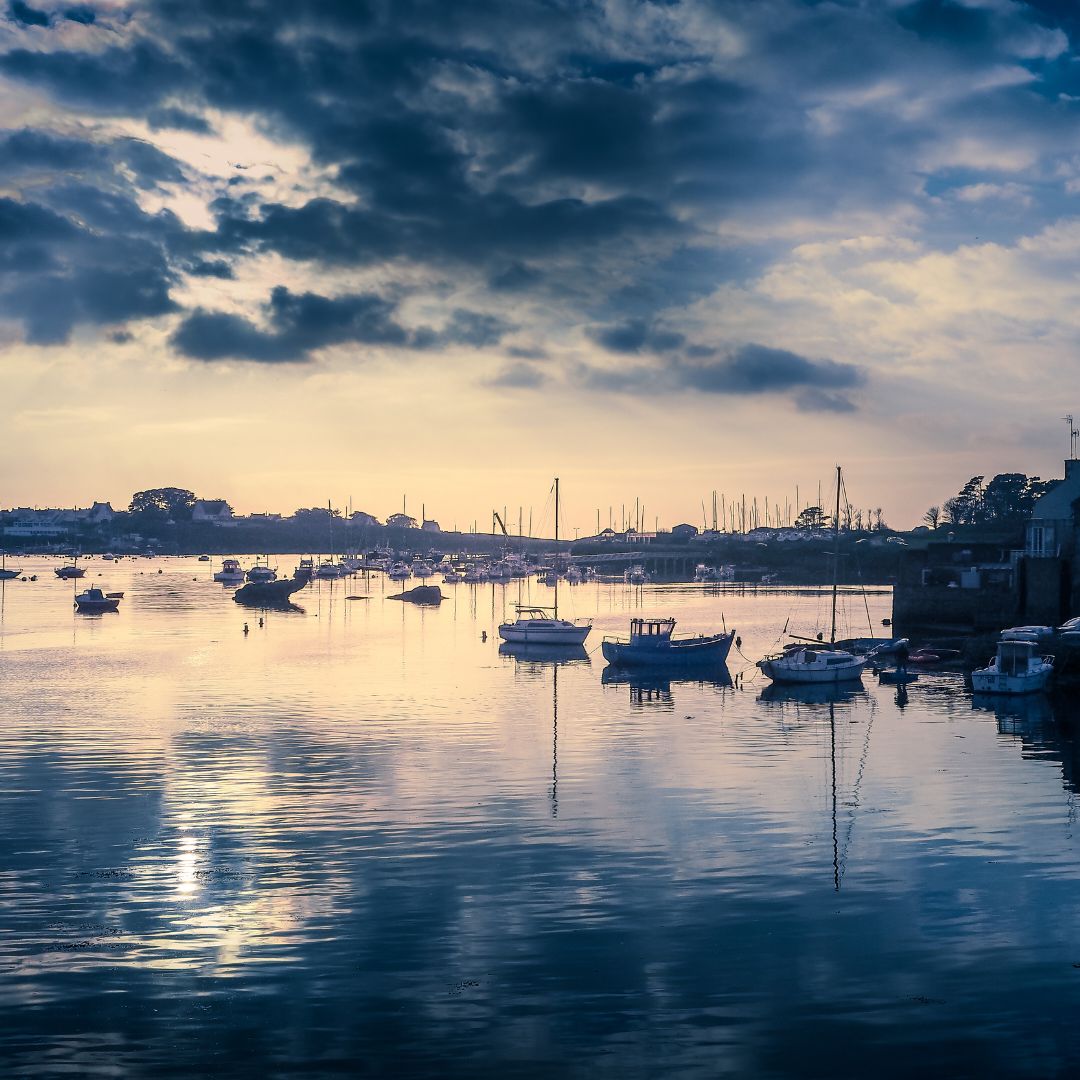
[601,632,733,667]
[971,668,1052,694]
[499,624,591,646]
[757,657,866,684]
[75,599,120,613]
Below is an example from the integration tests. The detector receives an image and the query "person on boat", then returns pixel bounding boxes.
[896,640,909,676]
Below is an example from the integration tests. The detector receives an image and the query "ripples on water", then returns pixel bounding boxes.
[3,561,1080,1077]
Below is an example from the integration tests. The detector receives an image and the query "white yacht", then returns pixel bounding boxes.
[972,639,1053,695]
[387,562,411,581]
[213,558,246,583]
[498,478,591,647]
[625,564,648,585]
[499,605,592,646]
[758,642,867,685]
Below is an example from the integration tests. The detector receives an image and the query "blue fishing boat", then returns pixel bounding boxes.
[601,618,734,666]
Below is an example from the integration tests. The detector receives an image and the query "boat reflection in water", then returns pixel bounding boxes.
[497,641,591,668]
[601,661,732,708]
[498,640,589,817]
[972,691,1055,727]
[757,680,868,708]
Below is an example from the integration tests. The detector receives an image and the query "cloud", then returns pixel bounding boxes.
[485,360,549,389]
[575,343,865,411]
[0,0,1077,422]
[171,286,412,363]
[589,319,685,354]
[9,1,49,27]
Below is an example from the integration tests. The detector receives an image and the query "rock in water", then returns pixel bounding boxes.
[387,585,444,604]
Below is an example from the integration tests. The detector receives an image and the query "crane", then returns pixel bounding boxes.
[493,510,510,537]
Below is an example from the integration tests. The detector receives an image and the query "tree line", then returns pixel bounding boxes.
[922,474,1058,529]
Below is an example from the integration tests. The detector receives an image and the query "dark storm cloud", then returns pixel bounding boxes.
[575,344,865,411]
[0,0,1077,384]
[9,1,49,26]
[63,5,95,24]
[589,319,685,355]
[170,286,510,363]
[171,286,411,363]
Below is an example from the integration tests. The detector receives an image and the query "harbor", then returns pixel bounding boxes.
[6,559,1080,1074]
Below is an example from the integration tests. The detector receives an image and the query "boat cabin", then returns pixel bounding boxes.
[628,618,676,647]
[994,640,1043,677]
[512,606,556,621]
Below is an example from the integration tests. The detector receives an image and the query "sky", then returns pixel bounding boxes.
[2,0,1080,532]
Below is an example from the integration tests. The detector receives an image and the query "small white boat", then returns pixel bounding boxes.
[625,564,648,585]
[498,605,591,646]
[213,558,246,583]
[442,570,462,583]
[387,562,411,581]
[74,586,121,613]
[757,643,866,684]
[412,561,436,579]
[315,560,345,579]
[972,639,1053,695]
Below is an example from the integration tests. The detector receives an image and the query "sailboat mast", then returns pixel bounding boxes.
[554,476,559,620]
[830,465,841,644]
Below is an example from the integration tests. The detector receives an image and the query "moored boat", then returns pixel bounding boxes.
[498,478,591,646]
[74,586,121,613]
[972,639,1053,695]
[213,558,246,583]
[602,617,734,666]
[499,606,591,645]
[757,466,865,687]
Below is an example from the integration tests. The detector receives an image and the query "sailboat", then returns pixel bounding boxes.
[0,550,19,580]
[55,552,86,579]
[757,466,866,685]
[498,478,592,646]
[316,500,345,578]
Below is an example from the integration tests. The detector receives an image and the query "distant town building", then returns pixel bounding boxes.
[421,519,441,533]
[192,499,235,525]
[670,523,699,541]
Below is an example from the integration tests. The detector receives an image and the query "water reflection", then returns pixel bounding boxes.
[497,641,591,667]
[600,662,732,709]
[10,564,1080,1075]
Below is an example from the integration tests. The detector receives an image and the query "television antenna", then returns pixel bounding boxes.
[1065,415,1079,459]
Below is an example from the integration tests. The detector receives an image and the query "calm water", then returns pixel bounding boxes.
[3,559,1080,1078]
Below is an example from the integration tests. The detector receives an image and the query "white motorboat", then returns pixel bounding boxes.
[499,606,591,645]
[758,466,865,687]
[972,639,1053,695]
[213,558,246,583]
[412,561,436,579]
[387,562,411,581]
[315,560,345,579]
[757,642,867,684]
[498,478,590,646]
[442,570,462,583]
[74,586,121,613]
[625,564,648,585]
